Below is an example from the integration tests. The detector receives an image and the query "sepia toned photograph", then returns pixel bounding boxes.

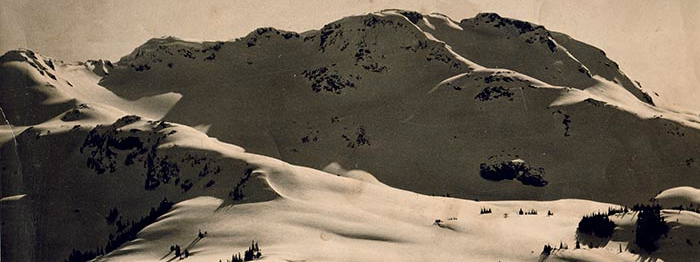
[1,1,699,261]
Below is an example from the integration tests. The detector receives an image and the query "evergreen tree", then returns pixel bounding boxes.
[577,213,615,238]
[542,244,553,256]
[635,204,669,253]
[105,207,120,225]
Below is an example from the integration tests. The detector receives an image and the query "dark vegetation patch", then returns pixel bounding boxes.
[341,126,371,148]
[61,104,90,122]
[474,86,514,101]
[301,66,356,94]
[80,116,220,191]
[642,92,655,106]
[65,198,174,262]
[484,74,515,84]
[399,11,423,24]
[664,122,686,137]
[227,240,262,262]
[363,15,394,28]
[447,82,463,90]
[318,22,345,52]
[480,207,492,214]
[584,98,606,107]
[578,212,616,238]
[633,204,669,253]
[686,157,695,167]
[479,160,548,187]
[518,208,538,215]
[300,128,320,144]
[426,46,463,69]
[204,53,216,61]
[353,46,388,73]
[130,64,151,72]
[471,13,557,52]
[552,110,572,137]
[229,168,254,201]
[45,59,55,70]
[245,28,300,48]
[573,204,669,254]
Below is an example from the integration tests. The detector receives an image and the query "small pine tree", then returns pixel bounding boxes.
[542,244,553,256]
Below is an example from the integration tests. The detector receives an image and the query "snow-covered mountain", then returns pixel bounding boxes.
[2,10,699,262]
[93,10,699,204]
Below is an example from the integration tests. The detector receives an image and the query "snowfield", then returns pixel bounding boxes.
[2,9,700,262]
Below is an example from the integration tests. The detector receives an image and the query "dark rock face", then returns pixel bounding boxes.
[80,116,221,191]
[399,11,423,24]
[479,160,548,187]
[302,66,356,94]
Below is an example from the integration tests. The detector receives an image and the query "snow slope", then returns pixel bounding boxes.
[3,9,700,262]
[655,186,700,209]
[100,159,700,262]
[99,165,616,262]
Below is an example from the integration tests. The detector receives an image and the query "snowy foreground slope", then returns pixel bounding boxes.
[96,162,700,262]
[2,10,700,262]
[2,110,697,262]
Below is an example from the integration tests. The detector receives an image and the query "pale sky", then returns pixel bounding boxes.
[1,0,698,110]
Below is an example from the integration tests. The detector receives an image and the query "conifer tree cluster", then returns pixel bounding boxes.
[539,241,571,259]
[634,204,669,253]
[573,204,669,253]
[65,248,104,262]
[230,169,253,201]
[577,212,615,238]
[606,206,628,216]
[541,244,553,256]
[64,198,174,262]
[105,207,120,225]
[105,198,174,253]
[224,240,261,262]
[669,204,700,213]
[518,208,537,215]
